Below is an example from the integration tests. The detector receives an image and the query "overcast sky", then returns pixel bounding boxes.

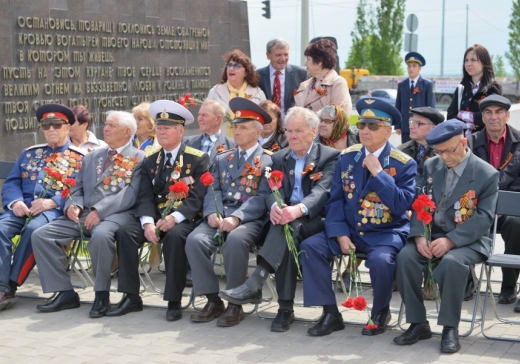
[243,0,513,77]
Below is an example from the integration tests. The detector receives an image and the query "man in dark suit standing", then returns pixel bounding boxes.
[107,100,209,321]
[257,38,308,121]
[32,110,145,317]
[184,99,235,168]
[469,95,520,310]
[395,52,436,143]
[394,120,499,353]
[219,106,339,332]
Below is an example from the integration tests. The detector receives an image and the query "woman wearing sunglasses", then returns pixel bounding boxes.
[294,39,352,118]
[207,49,266,136]
[315,104,358,151]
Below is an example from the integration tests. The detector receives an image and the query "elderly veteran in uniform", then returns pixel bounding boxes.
[469,94,520,310]
[184,99,235,168]
[186,98,273,327]
[0,105,84,311]
[398,107,444,192]
[299,99,417,337]
[107,100,209,321]
[219,106,339,332]
[395,52,436,143]
[31,110,145,317]
[394,120,499,353]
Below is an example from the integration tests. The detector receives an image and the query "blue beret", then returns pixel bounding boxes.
[355,98,401,126]
[479,94,511,112]
[426,119,465,146]
[405,52,426,67]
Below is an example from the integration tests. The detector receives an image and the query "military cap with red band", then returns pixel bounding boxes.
[36,104,76,125]
[229,97,272,125]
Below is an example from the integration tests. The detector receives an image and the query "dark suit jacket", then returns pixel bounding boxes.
[183,132,235,168]
[395,76,435,133]
[410,152,499,258]
[137,143,209,222]
[257,64,308,112]
[469,124,520,192]
[240,143,339,222]
[398,139,436,192]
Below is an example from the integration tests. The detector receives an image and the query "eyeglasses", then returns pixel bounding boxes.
[320,119,335,124]
[225,63,243,70]
[432,141,462,155]
[409,119,434,128]
[41,120,66,130]
[356,122,389,131]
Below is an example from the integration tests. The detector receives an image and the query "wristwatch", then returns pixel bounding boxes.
[298,203,306,216]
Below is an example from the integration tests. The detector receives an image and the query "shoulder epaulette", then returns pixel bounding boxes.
[184,145,205,157]
[218,147,237,155]
[390,148,412,164]
[26,143,48,150]
[341,144,362,155]
[263,149,273,156]
[68,145,86,155]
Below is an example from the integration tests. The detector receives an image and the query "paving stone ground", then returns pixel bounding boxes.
[2,235,520,363]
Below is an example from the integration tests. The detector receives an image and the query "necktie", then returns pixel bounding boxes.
[410,80,415,94]
[238,150,246,168]
[272,70,281,108]
[103,149,117,171]
[160,152,173,181]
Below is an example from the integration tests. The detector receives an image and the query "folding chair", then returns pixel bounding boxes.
[481,190,520,342]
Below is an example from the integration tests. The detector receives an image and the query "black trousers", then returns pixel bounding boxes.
[258,215,324,301]
[115,219,196,302]
[499,215,520,288]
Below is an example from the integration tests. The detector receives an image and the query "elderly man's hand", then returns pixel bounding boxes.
[362,154,383,177]
[208,213,222,229]
[430,237,456,258]
[220,216,240,232]
[29,198,58,216]
[143,223,160,244]
[270,204,286,225]
[84,209,101,230]
[156,215,176,232]
[337,236,355,254]
[415,236,433,259]
[66,205,82,223]
[279,205,301,225]
[12,201,30,217]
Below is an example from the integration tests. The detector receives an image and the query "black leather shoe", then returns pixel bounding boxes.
[440,326,460,353]
[393,322,432,345]
[362,306,391,336]
[90,296,111,318]
[463,279,475,301]
[219,284,262,305]
[515,299,520,313]
[106,295,143,317]
[498,286,517,304]
[307,312,345,336]
[37,292,80,313]
[271,309,295,332]
[166,308,182,321]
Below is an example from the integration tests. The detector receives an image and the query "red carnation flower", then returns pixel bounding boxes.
[170,181,189,195]
[268,170,284,190]
[364,323,379,330]
[64,178,76,187]
[412,194,436,224]
[341,297,354,308]
[61,188,70,199]
[353,296,367,311]
[200,172,214,187]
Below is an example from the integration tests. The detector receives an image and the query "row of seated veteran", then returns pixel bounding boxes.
[3,94,518,355]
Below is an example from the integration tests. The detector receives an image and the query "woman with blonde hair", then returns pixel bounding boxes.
[131,102,161,156]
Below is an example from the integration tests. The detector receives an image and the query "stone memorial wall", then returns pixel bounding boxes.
[0,0,250,161]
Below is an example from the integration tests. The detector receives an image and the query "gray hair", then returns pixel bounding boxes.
[316,105,336,120]
[106,110,137,135]
[201,99,225,118]
[254,120,263,131]
[285,106,319,130]
[266,38,290,53]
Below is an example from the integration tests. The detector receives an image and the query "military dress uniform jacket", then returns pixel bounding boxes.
[183,133,235,168]
[137,143,209,222]
[409,152,499,258]
[204,144,272,221]
[66,144,145,225]
[325,143,417,253]
[257,64,308,112]
[469,124,520,192]
[395,76,436,133]
[2,142,85,217]
[239,143,340,223]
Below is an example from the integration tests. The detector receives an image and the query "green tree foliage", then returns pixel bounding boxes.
[346,0,406,76]
[346,0,372,70]
[492,54,508,77]
[506,1,520,79]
